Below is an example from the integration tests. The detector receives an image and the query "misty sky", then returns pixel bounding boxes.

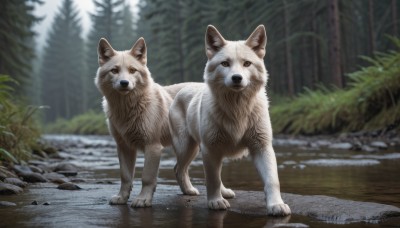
[33,0,138,50]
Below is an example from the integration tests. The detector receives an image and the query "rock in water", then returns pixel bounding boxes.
[57,182,81,190]
[54,163,78,172]
[370,141,388,149]
[19,172,48,183]
[0,201,17,207]
[328,142,353,150]
[0,183,23,195]
[4,177,28,188]
[282,193,400,224]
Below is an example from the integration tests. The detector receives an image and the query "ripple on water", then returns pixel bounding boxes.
[301,159,380,166]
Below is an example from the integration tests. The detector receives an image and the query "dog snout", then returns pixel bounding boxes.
[231,74,243,84]
[120,80,129,87]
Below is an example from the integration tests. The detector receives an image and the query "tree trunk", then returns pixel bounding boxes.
[368,0,375,55]
[392,0,398,37]
[311,4,320,88]
[328,0,343,88]
[176,0,185,82]
[283,0,294,96]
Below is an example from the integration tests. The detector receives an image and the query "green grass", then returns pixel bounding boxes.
[270,38,400,135]
[0,75,44,163]
[45,110,108,135]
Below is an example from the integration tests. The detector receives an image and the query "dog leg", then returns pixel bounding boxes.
[173,135,200,196]
[202,146,230,210]
[221,182,235,199]
[131,144,162,208]
[109,133,136,205]
[251,145,291,216]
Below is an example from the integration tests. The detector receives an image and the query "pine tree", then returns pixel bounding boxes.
[86,0,124,110]
[40,0,86,121]
[0,0,42,96]
[114,2,137,50]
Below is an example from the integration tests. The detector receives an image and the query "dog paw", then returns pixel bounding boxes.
[267,203,291,216]
[221,188,235,199]
[131,197,152,208]
[208,198,230,210]
[183,187,200,196]
[109,195,128,205]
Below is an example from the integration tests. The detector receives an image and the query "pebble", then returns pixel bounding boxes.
[0,201,17,207]
[328,142,353,150]
[29,165,44,174]
[19,172,48,183]
[43,172,68,184]
[13,165,32,175]
[0,183,23,195]
[31,200,38,205]
[57,171,78,177]
[370,141,388,149]
[57,182,81,190]
[54,163,78,172]
[4,177,28,188]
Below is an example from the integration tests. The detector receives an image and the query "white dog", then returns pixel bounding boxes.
[96,37,193,208]
[169,25,291,216]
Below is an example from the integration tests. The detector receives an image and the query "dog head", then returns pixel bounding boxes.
[204,25,267,93]
[95,37,152,96]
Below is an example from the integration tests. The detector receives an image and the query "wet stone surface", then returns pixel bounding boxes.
[0,134,399,227]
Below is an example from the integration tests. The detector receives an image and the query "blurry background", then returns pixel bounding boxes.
[0,0,399,139]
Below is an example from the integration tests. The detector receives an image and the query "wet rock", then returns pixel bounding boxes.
[33,149,49,159]
[0,183,23,195]
[57,171,78,177]
[19,172,48,183]
[328,142,353,150]
[13,165,32,175]
[43,202,50,205]
[31,201,38,205]
[4,177,28,188]
[282,193,400,224]
[0,168,17,181]
[43,172,68,184]
[57,182,81,190]
[370,141,388,149]
[29,165,44,174]
[273,223,309,228]
[0,201,17,207]
[361,145,378,153]
[54,163,78,172]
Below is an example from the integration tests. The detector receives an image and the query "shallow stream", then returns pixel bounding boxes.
[1,135,399,227]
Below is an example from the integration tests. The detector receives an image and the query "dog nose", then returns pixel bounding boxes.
[120,80,129,87]
[231,74,242,84]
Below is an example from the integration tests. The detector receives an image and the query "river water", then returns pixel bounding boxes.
[1,134,399,227]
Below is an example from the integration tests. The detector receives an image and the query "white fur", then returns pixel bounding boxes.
[169,25,291,216]
[95,37,196,208]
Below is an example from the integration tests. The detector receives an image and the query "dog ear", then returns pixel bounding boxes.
[205,25,226,59]
[98,38,116,66]
[245,25,267,58]
[130,37,147,65]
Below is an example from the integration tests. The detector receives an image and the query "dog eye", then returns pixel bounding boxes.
[243,61,252,67]
[129,68,136,74]
[221,61,230,67]
[111,68,119,74]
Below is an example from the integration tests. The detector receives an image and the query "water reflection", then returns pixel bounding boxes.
[112,204,291,228]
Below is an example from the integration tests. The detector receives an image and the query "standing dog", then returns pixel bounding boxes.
[96,37,193,208]
[169,25,291,216]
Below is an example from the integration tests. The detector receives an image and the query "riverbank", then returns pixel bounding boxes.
[1,135,400,227]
